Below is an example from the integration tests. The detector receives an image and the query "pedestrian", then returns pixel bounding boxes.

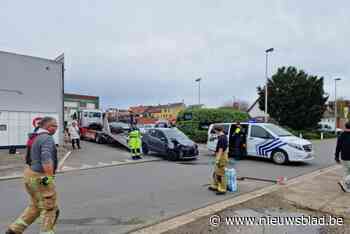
[209,126,229,195]
[6,117,60,234]
[335,121,350,192]
[69,121,81,150]
[128,126,142,160]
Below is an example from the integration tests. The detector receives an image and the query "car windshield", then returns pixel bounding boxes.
[110,122,129,128]
[263,124,293,137]
[163,129,189,141]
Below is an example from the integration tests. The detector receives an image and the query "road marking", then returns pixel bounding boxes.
[57,151,72,172]
[98,162,110,166]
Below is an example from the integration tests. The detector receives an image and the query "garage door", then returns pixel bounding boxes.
[0,111,9,147]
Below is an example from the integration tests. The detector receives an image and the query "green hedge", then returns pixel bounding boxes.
[176,108,249,143]
[285,127,337,140]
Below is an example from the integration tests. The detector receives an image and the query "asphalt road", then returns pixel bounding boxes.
[0,139,337,234]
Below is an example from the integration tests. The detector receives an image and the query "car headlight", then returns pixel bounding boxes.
[287,143,304,151]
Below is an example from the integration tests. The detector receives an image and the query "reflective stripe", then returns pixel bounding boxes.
[14,218,28,227]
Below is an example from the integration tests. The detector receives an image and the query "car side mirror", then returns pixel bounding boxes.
[160,137,167,142]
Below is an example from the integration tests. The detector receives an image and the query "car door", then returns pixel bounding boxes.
[155,130,168,154]
[207,124,230,151]
[147,129,159,151]
[247,125,275,158]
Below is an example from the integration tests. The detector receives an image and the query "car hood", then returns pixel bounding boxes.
[279,136,311,145]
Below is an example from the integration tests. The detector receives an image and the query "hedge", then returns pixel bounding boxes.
[176,108,249,143]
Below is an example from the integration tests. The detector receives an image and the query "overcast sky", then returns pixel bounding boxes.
[1,1,349,110]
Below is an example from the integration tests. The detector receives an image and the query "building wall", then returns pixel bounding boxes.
[64,94,99,125]
[0,51,63,145]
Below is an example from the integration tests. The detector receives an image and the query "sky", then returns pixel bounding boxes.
[1,0,349,110]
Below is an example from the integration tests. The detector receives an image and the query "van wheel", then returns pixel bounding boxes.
[271,150,288,165]
[95,135,103,144]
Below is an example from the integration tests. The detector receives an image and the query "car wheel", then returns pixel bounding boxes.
[271,150,288,165]
[142,143,149,155]
[95,134,104,144]
[166,150,178,161]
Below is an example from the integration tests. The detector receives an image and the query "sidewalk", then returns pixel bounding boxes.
[131,165,350,234]
[0,146,69,178]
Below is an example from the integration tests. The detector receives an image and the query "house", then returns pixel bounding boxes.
[158,102,186,121]
[64,93,100,126]
[247,98,266,122]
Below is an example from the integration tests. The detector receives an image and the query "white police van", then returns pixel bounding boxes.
[207,122,314,164]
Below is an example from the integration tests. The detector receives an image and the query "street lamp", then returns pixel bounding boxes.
[334,78,341,130]
[195,78,202,106]
[265,48,274,123]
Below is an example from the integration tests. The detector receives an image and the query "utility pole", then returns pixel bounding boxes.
[265,48,274,123]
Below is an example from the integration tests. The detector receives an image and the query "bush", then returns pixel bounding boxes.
[176,108,249,143]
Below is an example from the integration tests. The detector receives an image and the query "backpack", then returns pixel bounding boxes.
[25,132,46,165]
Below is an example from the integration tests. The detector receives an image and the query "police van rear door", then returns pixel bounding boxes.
[207,123,230,151]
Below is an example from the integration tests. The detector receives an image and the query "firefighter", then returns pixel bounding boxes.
[128,126,142,160]
[7,117,59,234]
[209,126,229,195]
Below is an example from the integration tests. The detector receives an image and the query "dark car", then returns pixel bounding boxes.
[109,122,130,134]
[142,128,199,161]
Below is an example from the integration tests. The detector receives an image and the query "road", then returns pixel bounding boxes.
[0,139,337,234]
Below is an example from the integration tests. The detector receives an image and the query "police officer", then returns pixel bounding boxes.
[209,126,229,195]
[232,123,245,160]
[7,117,59,234]
[128,126,142,160]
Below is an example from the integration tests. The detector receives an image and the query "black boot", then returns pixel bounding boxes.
[5,229,16,234]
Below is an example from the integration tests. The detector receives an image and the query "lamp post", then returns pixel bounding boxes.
[195,78,202,106]
[265,48,274,123]
[334,78,341,130]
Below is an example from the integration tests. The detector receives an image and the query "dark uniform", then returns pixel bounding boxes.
[209,134,229,194]
[232,126,245,160]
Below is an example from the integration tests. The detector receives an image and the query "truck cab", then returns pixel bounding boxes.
[77,109,103,129]
[207,122,314,164]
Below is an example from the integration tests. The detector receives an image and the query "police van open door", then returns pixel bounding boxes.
[207,123,231,152]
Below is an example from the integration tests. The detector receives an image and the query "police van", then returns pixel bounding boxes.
[207,122,314,164]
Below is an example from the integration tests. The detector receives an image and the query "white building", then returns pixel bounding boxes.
[0,51,64,148]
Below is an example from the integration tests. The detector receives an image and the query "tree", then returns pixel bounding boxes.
[257,66,328,130]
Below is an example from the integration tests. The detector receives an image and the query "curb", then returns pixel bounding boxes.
[128,164,342,234]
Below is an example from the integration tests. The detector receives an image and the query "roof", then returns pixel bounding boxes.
[247,98,260,113]
[64,93,99,101]
[0,50,62,64]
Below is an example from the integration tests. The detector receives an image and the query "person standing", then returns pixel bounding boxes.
[232,123,245,160]
[7,117,60,234]
[335,121,350,192]
[128,127,142,160]
[69,121,81,150]
[209,126,229,195]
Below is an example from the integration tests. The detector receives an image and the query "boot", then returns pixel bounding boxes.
[5,229,16,234]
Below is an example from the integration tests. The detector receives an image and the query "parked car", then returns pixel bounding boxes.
[317,123,343,134]
[207,122,314,165]
[109,122,130,134]
[142,128,199,161]
[138,124,155,134]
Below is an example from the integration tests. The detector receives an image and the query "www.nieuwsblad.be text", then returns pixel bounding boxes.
[209,214,344,227]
